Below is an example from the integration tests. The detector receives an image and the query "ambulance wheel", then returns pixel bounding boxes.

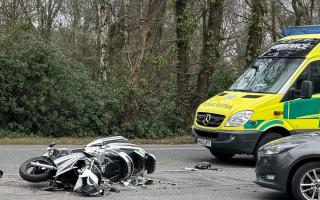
[254,132,283,161]
[210,150,235,160]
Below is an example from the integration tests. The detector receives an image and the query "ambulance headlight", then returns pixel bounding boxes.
[225,111,254,127]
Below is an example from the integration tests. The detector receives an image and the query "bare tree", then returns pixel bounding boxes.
[0,0,20,29]
[195,0,224,106]
[128,0,161,88]
[36,0,63,42]
[245,0,267,66]
[125,0,162,119]
[270,0,277,42]
[292,0,304,26]
[175,0,194,131]
[97,0,110,80]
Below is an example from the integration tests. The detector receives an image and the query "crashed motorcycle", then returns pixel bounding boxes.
[19,136,156,195]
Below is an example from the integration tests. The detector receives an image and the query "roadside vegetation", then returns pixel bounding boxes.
[0,0,318,139]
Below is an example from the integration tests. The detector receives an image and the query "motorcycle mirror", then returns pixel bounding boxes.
[83,151,95,158]
[48,142,55,148]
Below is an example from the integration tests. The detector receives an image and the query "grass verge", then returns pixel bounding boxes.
[0,135,194,145]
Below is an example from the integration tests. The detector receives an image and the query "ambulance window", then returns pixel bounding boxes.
[295,61,320,94]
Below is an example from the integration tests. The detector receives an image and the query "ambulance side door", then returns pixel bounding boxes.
[283,60,320,131]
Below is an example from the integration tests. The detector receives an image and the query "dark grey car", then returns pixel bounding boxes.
[255,132,320,200]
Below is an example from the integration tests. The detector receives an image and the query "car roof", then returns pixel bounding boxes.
[282,34,320,41]
[279,35,320,59]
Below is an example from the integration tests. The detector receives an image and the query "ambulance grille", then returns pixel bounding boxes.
[196,113,225,127]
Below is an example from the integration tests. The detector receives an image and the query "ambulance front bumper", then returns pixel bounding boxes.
[192,126,260,154]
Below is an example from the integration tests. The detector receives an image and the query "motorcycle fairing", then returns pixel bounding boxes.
[54,153,86,177]
[74,167,100,191]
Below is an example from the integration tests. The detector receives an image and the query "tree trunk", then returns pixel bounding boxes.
[35,0,63,42]
[149,0,167,54]
[270,0,277,42]
[245,0,267,66]
[128,0,160,88]
[194,0,224,106]
[123,0,132,69]
[36,0,45,36]
[175,0,193,132]
[308,0,315,24]
[292,0,303,26]
[71,0,81,55]
[97,0,110,80]
[126,0,161,119]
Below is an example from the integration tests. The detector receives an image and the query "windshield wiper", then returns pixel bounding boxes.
[228,89,253,92]
[228,89,273,94]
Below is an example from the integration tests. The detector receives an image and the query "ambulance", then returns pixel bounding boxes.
[193,25,320,160]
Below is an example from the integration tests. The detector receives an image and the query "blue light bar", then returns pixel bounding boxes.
[283,25,320,37]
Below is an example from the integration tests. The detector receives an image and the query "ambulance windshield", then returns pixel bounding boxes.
[229,58,303,94]
[229,39,319,94]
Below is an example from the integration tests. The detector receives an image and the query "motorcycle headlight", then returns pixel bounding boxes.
[225,111,254,127]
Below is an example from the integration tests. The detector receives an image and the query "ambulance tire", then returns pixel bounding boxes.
[254,132,283,161]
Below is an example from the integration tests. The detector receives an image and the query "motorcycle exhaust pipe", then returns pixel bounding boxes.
[30,162,57,170]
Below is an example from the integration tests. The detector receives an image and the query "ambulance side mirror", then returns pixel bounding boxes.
[301,81,313,99]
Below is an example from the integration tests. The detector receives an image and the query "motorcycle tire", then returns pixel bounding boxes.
[145,153,156,174]
[19,157,55,182]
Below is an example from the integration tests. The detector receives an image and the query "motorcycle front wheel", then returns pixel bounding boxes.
[19,157,55,182]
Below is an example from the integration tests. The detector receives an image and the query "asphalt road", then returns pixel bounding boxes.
[0,144,289,200]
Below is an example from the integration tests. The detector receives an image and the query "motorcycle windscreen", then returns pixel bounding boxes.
[86,136,128,147]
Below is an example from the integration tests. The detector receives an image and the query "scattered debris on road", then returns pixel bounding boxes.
[109,187,120,193]
[144,179,154,185]
[158,180,178,186]
[195,162,211,170]
[184,167,199,171]
[186,162,225,172]
[0,170,3,178]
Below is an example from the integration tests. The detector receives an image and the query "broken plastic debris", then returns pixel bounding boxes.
[195,162,211,170]
[42,186,64,191]
[120,181,130,186]
[184,167,199,171]
[109,187,120,193]
[0,170,3,178]
[144,179,153,185]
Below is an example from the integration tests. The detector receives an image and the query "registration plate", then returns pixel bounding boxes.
[198,139,211,147]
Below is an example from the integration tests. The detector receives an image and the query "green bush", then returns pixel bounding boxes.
[0,29,235,139]
[0,31,122,136]
[0,30,176,138]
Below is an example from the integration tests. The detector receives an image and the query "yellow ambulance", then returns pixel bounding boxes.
[193,26,320,160]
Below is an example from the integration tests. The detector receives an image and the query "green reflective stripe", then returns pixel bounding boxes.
[284,98,320,119]
[284,102,289,119]
[244,120,264,129]
[259,120,284,131]
[297,114,319,119]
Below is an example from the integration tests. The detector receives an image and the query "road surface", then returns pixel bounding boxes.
[0,144,288,200]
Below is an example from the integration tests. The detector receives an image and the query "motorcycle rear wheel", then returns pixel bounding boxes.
[19,157,54,182]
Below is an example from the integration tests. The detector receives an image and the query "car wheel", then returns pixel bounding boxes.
[254,132,282,161]
[292,162,320,200]
[209,150,235,160]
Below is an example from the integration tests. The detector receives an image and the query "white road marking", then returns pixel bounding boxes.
[146,147,204,150]
[0,147,204,151]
